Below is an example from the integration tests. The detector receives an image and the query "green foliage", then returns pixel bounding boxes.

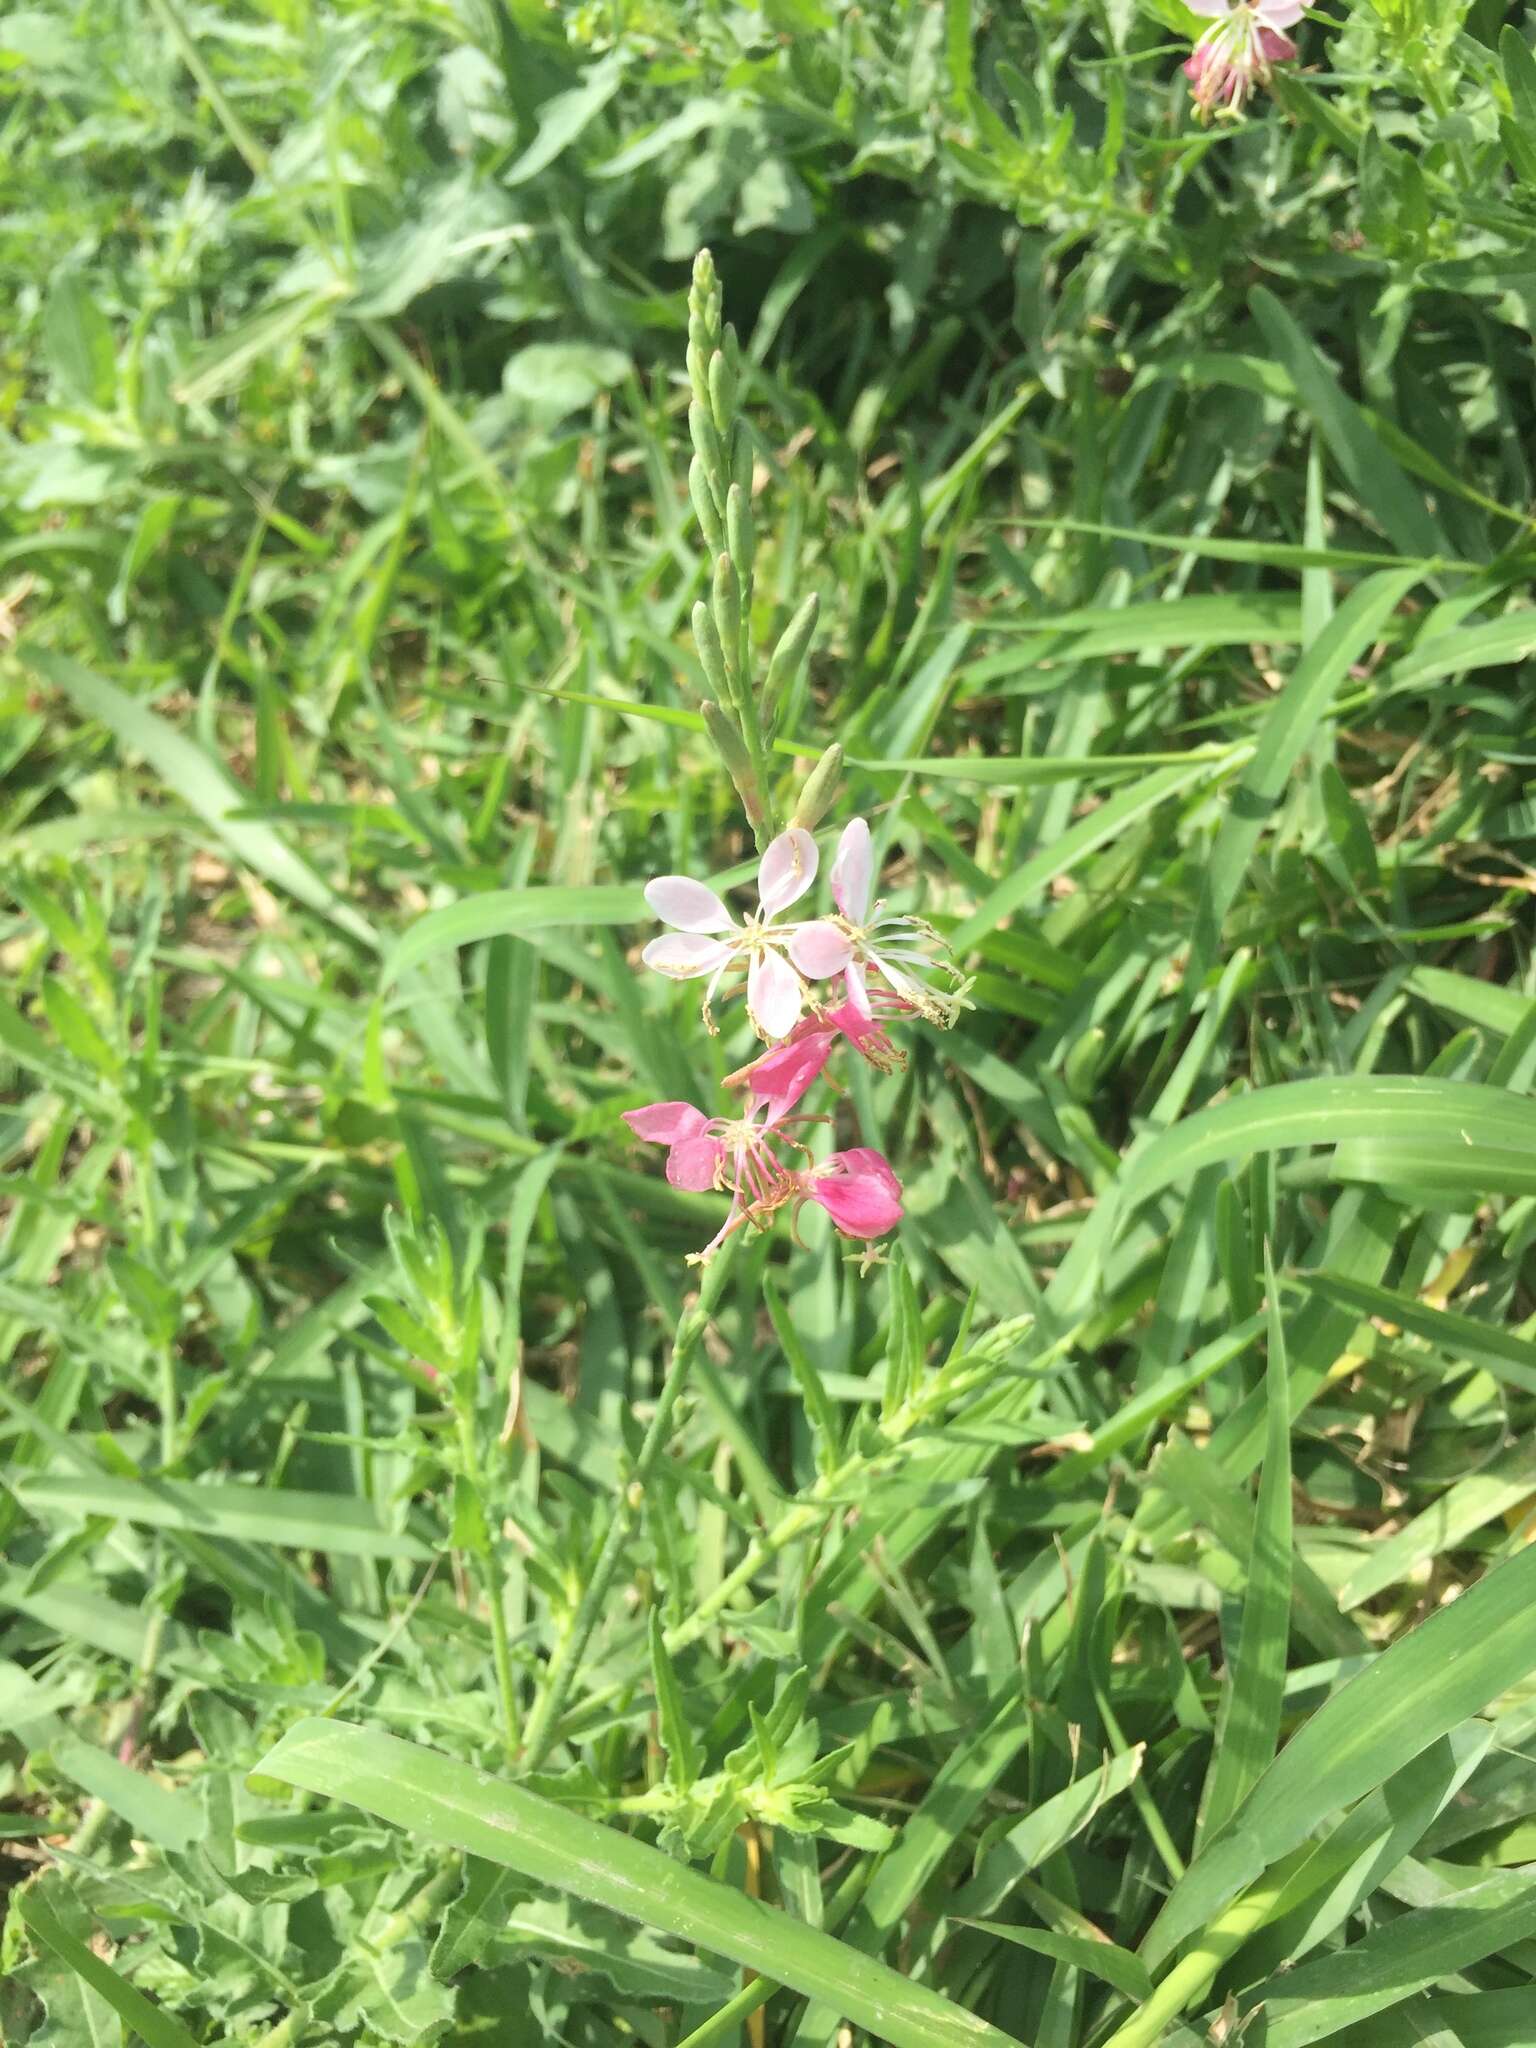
[5,0,1536,2045]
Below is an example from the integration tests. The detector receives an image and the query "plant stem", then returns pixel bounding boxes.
[519,1239,738,1767]
[454,1403,520,1763]
[1098,1871,1289,2048]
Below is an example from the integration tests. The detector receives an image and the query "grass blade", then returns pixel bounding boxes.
[254,1719,1022,2048]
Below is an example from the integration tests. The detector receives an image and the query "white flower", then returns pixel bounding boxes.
[641,827,820,1041]
[787,818,966,1029]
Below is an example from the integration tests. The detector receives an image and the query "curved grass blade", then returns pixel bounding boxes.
[1140,1538,1536,1970]
[24,647,377,949]
[19,1884,201,2048]
[382,885,648,983]
[254,1719,1023,2048]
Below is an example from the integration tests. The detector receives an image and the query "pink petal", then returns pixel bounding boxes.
[826,997,900,1068]
[1258,0,1304,26]
[830,818,873,923]
[666,1133,723,1191]
[747,945,803,1040]
[807,1148,903,1239]
[642,933,733,979]
[789,920,854,979]
[757,828,818,918]
[740,1032,835,1122]
[1256,24,1296,59]
[1183,0,1231,14]
[623,1101,710,1145]
[644,875,735,933]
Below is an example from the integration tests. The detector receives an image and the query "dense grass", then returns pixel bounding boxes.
[5,3,1536,2045]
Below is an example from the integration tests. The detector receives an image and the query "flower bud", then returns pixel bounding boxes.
[702,701,764,824]
[725,481,753,580]
[708,348,736,438]
[688,456,723,553]
[688,399,725,488]
[791,743,844,830]
[711,553,741,677]
[762,592,819,724]
[691,601,729,704]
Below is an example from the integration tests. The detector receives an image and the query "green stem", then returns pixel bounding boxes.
[1098,1872,1289,2048]
[455,1403,520,1763]
[143,0,270,177]
[519,1240,738,1766]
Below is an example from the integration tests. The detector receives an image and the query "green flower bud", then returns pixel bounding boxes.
[691,601,729,704]
[689,456,723,554]
[791,743,844,830]
[762,592,819,724]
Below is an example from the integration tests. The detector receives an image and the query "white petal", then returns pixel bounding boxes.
[643,933,734,979]
[748,947,803,1040]
[789,920,854,979]
[831,818,873,924]
[843,959,871,1018]
[1183,0,1231,13]
[757,827,818,918]
[1258,0,1304,22]
[645,875,735,933]
[871,950,922,1002]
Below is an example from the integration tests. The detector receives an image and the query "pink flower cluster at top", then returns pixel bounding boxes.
[1182,0,1302,119]
[624,818,965,1265]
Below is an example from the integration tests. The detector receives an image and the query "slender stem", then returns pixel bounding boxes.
[143,0,270,177]
[1098,1872,1288,2048]
[519,1241,738,1767]
[455,1403,520,1762]
[666,1498,826,1654]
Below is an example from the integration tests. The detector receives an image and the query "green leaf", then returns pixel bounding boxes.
[254,1719,1020,2048]
[24,648,377,948]
[959,1920,1152,2004]
[1115,1078,1536,1220]
[1249,292,1447,559]
[952,758,1230,949]
[649,1608,700,1791]
[1247,1867,1536,2048]
[49,1737,205,1851]
[1181,566,1422,993]
[504,51,627,186]
[383,886,648,983]
[1141,1538,1536,1969]
[11,1473,431,1559]
[20,1883,201,2048]
[1197,1261,1292,1843]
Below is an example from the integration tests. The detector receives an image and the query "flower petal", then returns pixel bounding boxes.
[1182,0,1231,14]
[747,946,803,1041]
[666,1133,724,1191]
[1256,23,1296,58]
[757,827,818,918]
[843,958,872,1018]
[738,1032,835,1123]
[642,933,734,979]
[1258,0,1304,25]
[830,818,873,923]
[645,875,735,932]
[623,1101,710,1145]
[789,920,854,978]
[807,1147,903,1239]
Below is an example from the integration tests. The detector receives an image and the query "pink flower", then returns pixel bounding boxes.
[1182,0,1300,118]
[621,1102,904,1262]
[788,819,966,1029]
[641,828,820,1041]
[623,1097,796,1263]
[723,994,909,1120]
[726,1027,840,1124]
[793,1148,904,1241]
